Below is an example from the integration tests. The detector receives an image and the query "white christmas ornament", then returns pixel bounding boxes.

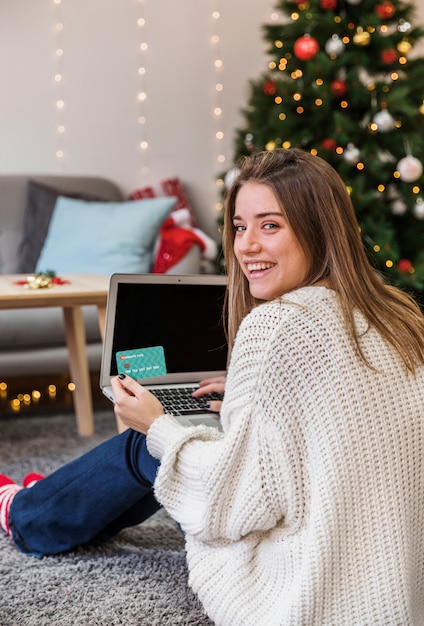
[413,198,424,219]
[343,143,360,165]
[396,155,423,182]
[386,184,399,200]
[224,167,241,189]
[372,109,395,132]
[391,199,407,215]
[244,133,254,150]
[398,20,411,33]
[325,35,345,57]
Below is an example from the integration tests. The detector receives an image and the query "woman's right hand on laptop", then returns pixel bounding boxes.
[192,376,226,413]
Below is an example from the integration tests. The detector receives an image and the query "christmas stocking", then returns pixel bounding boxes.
[153,209,217,273]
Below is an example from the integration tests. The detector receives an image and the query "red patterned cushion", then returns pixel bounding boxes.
[161,177,197,226]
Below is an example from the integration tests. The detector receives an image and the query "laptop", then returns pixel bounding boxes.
[100,273,228,428]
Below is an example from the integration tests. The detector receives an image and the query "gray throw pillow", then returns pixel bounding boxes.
[16,181,102,273]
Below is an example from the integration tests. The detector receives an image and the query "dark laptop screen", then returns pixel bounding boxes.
[109,281,228,377]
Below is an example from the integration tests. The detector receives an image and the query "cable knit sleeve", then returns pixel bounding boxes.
[146,300,301,542]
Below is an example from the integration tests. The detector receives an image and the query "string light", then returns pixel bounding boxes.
[212,3,226,211]
[136,0,150,177]
[0,382,7,400]
[53,0,65,166]
[0,379,78,414]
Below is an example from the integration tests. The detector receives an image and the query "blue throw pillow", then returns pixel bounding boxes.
[36,196,176,276]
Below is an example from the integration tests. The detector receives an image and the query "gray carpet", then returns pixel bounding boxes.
[0,410,214,625]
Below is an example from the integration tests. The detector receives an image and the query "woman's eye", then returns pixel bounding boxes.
[233,224,245,232]
[263,223,279,230]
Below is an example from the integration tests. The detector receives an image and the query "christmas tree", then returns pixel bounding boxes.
[221,0,424,303]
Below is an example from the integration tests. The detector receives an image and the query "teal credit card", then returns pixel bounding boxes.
[116,346,167,380]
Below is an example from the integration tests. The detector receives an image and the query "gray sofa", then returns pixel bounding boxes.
[0,175,200,377]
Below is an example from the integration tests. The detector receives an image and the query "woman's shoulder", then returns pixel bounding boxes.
[248,285,337,324]
[235,286,339,347]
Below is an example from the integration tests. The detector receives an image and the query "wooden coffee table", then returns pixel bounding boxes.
[0,274,110,436]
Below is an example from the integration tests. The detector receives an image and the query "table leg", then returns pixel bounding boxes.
[97,304,106,341]
[96,303,127,434]
[63,306,94,436]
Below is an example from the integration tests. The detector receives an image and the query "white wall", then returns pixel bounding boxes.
[1,0,423,239]
[0,0,275,238]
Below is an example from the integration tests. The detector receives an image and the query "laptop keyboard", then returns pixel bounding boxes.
[150,386,223,416]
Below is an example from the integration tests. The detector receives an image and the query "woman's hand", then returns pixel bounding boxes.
[111,374,164,434]
[192,376,226,413]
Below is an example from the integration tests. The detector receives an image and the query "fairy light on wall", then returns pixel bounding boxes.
[212,3,226,212]
[137,0,150,176]
[4,0,76,409]
[53,0,65,165]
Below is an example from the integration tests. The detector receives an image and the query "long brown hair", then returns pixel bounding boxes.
[223,148,424,373]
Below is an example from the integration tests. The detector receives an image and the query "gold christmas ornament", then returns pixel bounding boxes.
[353,28,371,46]
[26,275,53,289]
[397,39,412,54]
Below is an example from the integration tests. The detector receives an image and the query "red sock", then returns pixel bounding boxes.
[22,472,45,488]
[0,475,21,535]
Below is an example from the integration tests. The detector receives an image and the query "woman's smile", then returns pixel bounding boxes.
[246,262,276,273]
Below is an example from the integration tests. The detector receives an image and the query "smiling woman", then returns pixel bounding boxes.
[2,148,424,626]
[223,148,412,353]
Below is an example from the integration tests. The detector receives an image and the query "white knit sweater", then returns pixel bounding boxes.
[147,286,424,625]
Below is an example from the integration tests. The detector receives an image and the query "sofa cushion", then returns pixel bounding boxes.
[0,306,101,349]
[0,306,103,377]
[16,180,106,273]
[36,196,176,276]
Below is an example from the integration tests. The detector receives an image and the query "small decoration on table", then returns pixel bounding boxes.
[14,270,70,289]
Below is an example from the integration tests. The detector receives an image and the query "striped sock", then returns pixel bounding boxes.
[23,472,45,488]
[0,475,22,536]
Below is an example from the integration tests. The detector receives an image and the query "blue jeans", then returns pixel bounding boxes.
[9,429,161,557]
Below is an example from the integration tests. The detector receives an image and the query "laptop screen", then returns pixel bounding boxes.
[102,276,228,385]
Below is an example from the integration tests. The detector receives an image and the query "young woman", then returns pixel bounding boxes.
[1,148,424,624]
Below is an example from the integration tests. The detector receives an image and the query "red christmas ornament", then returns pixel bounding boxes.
[381,48,398,64]
[321,138,337,151]
[375,1,395,20]
[330,79,348,97]
[294,35,320,61]
[398,259,414,274]
[263,79,277,96]
[320,0,338,9]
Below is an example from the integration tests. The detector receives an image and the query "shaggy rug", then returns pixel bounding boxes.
[0,410,214,626]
